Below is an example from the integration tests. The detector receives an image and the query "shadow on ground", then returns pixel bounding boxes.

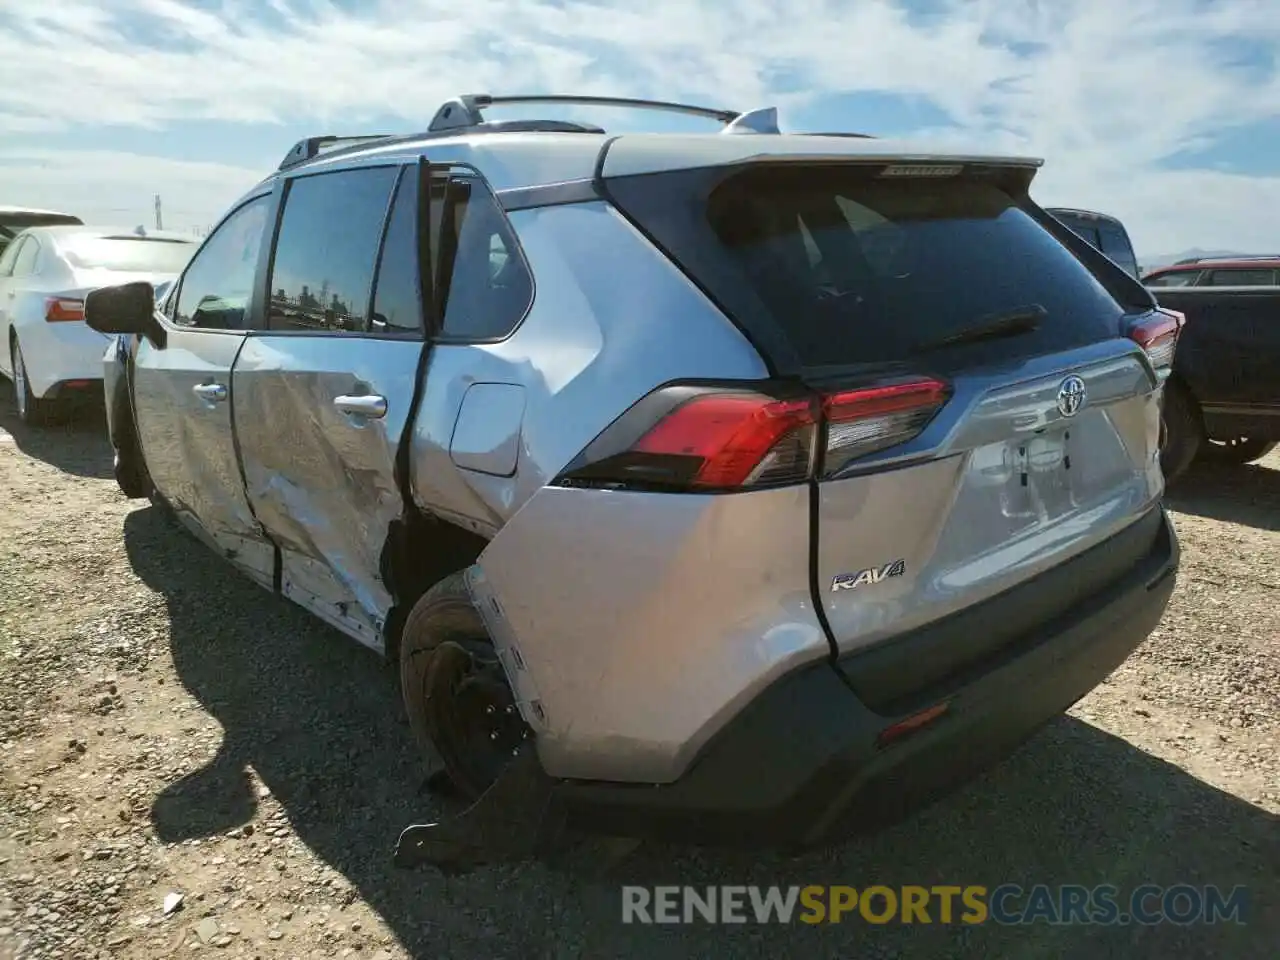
[1167,457,1280,532]
[123,506,1279,959]
[0,381,112,480]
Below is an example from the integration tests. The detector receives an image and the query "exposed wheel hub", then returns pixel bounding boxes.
[428,639,529,793]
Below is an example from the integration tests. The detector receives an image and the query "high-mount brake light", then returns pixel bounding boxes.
[556,377,951,492]
[44,298,84,323]
[1127,308,1182,372]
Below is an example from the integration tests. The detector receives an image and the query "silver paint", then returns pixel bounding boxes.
[471,483,830,783]
[817,343,1164,659]
[408,201,769,526]
[131,329,275,589]
[231,334,423,651]
[448,382,526,477]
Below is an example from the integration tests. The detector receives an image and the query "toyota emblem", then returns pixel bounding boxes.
[1056,375,1087,418]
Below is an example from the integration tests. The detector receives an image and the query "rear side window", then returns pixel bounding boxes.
[434,177,533,341]
[1205,268,1275,286]
[61,237,196,273]
[0,236,23,277]
[1145,271,1200,288]
[267,166,400,332]
[702,166,1127,367]
[1096,222,1139,278]
[1055,215,1100,247]
[12,237,39,277]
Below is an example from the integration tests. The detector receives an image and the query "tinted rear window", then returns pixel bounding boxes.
[0,212,81,237]
[702,167,1127,367]
[1052,213,1100,246]
[61,236,196,273]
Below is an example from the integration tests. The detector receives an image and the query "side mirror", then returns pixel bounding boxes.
[84,281,167,349]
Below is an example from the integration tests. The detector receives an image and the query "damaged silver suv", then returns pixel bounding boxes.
[86,94,1180,865]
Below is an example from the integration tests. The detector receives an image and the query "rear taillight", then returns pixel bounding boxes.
[44,298,85,322]
[556,377,950,492]
[822,379,950,476]
[1127,308,1182,371]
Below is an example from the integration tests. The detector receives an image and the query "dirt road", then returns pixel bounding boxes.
[0,396,1276,959]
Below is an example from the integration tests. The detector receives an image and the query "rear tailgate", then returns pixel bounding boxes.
[606,150,1167,711]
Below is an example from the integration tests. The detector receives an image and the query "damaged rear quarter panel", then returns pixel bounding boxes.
[471,483,829,785]
[408,200,769,529]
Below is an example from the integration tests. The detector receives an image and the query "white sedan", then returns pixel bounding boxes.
[0,225,197,424]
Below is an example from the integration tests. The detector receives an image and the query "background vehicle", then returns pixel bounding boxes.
[87,93,1179,857]
[1042,208,1197,480]
[1147,275,1280,469]
[0,225,196,423]
[1143,255,1280,288]
[1045,207,1142,279]
[0,206,82,258]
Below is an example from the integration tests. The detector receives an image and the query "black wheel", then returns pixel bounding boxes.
[1200,437,1277,465]
[399,572,527,801]
[1158,380,1202,485]
[10,338,58,425]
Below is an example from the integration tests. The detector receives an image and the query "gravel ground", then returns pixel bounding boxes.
[0,394,1276,960]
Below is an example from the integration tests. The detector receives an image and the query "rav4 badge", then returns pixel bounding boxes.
[831,559,907,592]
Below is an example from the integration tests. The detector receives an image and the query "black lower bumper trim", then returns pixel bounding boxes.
[554,507,1179,849]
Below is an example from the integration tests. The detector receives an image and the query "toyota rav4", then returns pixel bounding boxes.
[83,94,1180,860]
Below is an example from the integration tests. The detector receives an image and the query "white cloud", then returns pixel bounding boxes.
[0,0,1278,253]
[0,149,265,235]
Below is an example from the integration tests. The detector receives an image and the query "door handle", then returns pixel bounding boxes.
[192,382,227,402]
[334,394,387,419]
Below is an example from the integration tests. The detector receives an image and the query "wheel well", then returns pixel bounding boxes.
[108,373,141,452]
[380,508,490,663]
[1164,372,1202,417]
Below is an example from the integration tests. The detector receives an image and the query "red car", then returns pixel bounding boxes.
[1143,256,1280,288]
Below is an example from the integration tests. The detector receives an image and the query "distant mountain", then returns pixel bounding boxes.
[1140,248,1253,270]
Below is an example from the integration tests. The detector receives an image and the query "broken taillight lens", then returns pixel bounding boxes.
[555,377,950,492]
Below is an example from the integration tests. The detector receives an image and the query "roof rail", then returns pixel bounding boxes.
[1173,254,1280,266]
[426,94,782,135]
[277,134,395,171]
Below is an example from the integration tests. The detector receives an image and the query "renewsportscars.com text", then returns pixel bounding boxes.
[621,884,1250,926]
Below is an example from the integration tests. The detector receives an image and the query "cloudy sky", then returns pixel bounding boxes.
[2,0,1278,260]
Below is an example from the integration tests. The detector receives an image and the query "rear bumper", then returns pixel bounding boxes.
[554,506,1178,848]
[15,319,112,398]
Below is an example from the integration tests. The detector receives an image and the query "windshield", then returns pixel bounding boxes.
[61,236,196,274]
[700,166,1126,366]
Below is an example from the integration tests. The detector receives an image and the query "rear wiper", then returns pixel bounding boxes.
[916,304,1047,352]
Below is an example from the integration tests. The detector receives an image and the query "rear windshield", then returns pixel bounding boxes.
[61,236,196,274]
[700,167,1129,367]
[0,212,81,237]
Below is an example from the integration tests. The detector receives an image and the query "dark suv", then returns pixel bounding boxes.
[1143,257,1280,469]
[1046,208,1141,280]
